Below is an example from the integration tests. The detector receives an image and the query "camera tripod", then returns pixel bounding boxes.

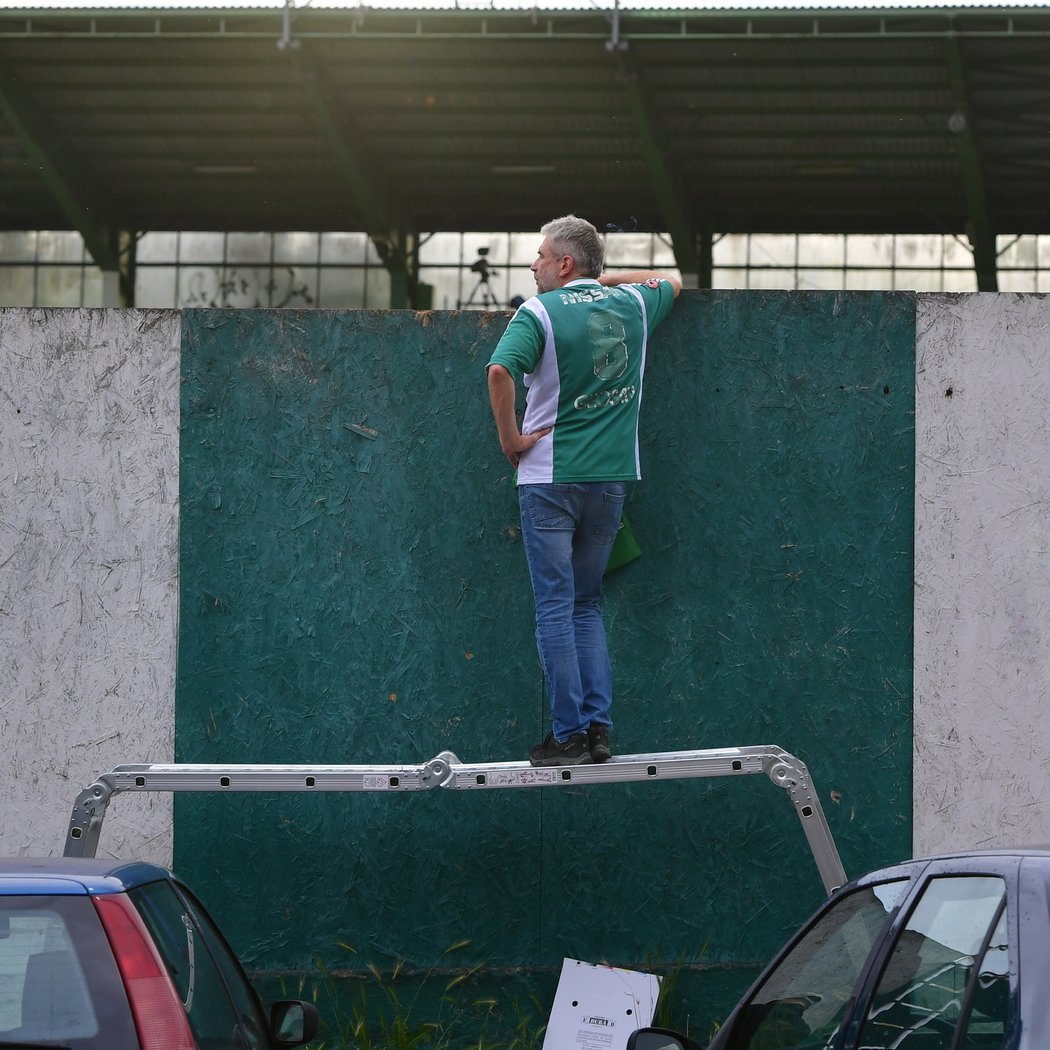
[459,274,497,309]
[457,249,500,309]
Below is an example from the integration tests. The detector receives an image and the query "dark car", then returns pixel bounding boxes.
[630,849,1049,1050]
[0,856,318,1050]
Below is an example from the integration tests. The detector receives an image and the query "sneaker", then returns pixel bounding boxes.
[587,724,612,763]
[529,732,593,767]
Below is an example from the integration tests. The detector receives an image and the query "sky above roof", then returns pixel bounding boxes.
[0,0,1041,9]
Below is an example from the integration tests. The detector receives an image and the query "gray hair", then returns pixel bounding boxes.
[541,214,605,279]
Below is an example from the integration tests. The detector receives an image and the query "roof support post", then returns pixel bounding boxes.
[100,229,137,307]
[372,229,414,310]
[698,227,714,289]
[615,54,700,287]
[969,227,998,294]
[945,35,998,292]
[118,230,137,308]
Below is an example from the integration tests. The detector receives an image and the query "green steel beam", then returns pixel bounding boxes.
[0,69,120,272]
[616,53,700,284]
[285,44,421,306]
[945,35,997,292]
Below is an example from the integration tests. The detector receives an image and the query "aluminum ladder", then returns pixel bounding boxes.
[65,743,847,893]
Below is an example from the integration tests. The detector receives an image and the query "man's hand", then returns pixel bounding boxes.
[500,427,552,469]
[488,363,551,468]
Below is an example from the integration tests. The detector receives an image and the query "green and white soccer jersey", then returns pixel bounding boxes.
[488,277,676,484]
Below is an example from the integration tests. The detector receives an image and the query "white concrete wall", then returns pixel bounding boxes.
[0,309,179,864]
[914,293,1050,854]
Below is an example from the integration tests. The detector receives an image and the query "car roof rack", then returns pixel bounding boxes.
[65,744,847,893]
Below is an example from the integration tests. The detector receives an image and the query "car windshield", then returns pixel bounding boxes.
[727,879,909,1050]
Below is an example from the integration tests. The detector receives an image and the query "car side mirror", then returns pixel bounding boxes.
[626,1026,705,1050]
[270,1000,320,1047]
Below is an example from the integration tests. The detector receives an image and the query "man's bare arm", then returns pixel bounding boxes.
[598,271,682,297]
[487,364,551,469]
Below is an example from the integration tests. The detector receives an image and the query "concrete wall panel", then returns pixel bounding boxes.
[914,293,1050,852]
[0,309,179,862]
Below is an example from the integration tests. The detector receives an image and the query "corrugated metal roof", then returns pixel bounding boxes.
[2,1,1049,9]
[1,4,1048,248]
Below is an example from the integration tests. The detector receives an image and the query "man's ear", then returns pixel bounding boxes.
[557,254,576,279]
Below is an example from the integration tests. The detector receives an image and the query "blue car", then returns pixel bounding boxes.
[630,849,1047,1050]
[0,857,317,1050]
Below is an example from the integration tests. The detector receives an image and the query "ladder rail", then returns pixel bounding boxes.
[64,744,847,893]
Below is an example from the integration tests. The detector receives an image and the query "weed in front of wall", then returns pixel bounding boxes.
[281,940,711,1049]
[302,940,547,1050]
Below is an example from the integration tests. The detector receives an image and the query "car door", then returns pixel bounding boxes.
[848,869,1011,1050]
[707,860,1016,1050]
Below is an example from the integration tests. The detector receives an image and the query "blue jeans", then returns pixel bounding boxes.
[518,482,627,742]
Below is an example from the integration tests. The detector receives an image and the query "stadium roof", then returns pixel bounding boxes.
[1,3,1049,283]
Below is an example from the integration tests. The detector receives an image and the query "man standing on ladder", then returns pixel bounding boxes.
[486,215,681,767]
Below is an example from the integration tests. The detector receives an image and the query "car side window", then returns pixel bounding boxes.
[857,875,1008,1050]
[727,880,909,1050]
[172,881,273,1050]
[130,879,267,1050]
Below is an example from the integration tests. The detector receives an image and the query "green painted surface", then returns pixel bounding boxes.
[176,292,915,1039]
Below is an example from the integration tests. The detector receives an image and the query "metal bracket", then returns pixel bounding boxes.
[760,751,846,896]
[64,744,846,893]
[66,773,121,861]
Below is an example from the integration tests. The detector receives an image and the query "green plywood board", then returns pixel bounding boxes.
[176,292,915,1035]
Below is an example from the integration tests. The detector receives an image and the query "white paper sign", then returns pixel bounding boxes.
[542,957,661,1050]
